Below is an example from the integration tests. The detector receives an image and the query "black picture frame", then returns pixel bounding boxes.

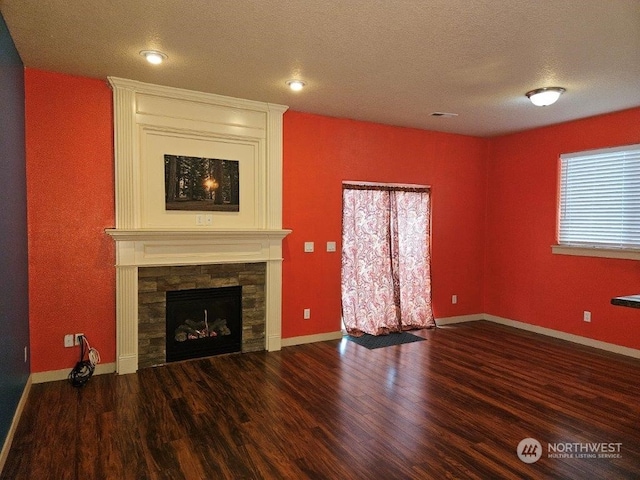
[164,155,239,212]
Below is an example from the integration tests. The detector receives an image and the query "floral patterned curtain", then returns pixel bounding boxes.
[341,184,435,336]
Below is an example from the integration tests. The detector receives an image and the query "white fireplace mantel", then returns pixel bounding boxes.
[106,228,291,267]
[106,78,289,374]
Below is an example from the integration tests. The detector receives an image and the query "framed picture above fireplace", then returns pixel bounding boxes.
[164,154,240,212]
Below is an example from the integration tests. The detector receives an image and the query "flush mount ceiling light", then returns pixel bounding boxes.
[286,79,306,91]
[525,87,566,107]
[140,50,167,65]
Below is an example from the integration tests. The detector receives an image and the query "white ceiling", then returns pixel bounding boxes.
[2,0,639,137]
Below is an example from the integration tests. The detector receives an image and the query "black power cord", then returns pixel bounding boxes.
[68,335,97,387]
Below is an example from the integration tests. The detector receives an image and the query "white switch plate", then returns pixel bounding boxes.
[64,334,74,348]
[205,214,213,225]
[303,308,311,319]
[304,242,314,253]
[326,241,336,252]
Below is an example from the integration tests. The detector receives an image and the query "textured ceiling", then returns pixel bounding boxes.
[2,0,639,137]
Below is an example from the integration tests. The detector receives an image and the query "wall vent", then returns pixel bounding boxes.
[430,112,459,118]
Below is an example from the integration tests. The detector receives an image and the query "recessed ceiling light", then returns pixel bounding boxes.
[286,80,306,91]
[140,50,167,65]
[525,87,566,106]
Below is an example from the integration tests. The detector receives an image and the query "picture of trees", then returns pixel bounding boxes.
[164,155,239,211]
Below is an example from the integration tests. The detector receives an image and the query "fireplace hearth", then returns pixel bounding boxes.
[166,286,242,362]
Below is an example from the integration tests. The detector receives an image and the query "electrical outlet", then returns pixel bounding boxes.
[64,334,74,348]
[452,294,458,304]
[196,215,204,225]
[75,333,84,346]
[303,308,311,319]
[326,241,337,252]
[583,311,591,323]
[304,242,314,253]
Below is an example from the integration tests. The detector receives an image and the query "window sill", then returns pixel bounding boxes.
[552,244,640,261]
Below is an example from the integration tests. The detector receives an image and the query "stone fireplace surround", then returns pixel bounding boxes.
[138,263,266,368]
[106,78,290,374]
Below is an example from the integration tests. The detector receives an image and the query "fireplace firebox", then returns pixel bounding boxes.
[165,286,242,362]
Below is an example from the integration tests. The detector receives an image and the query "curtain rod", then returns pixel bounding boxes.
[342,181,430,192]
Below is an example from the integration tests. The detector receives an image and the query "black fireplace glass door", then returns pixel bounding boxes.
[165,285,242,362]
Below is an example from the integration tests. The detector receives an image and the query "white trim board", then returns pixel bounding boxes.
[435,313,640,359]
[483,314,640,359]
[28,313,640,383]
[31,362,116,384]
[435,314,484,325]
[282,331,344,347]
[0,375,32,475]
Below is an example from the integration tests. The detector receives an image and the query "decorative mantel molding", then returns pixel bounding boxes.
[106,229,291,266]
[106,78,289,374]
[106,229,292,241]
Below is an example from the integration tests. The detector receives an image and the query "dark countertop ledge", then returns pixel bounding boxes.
[611,295,640,309]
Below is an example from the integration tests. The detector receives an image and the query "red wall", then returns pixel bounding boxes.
[23,68,640,372]
[282,112,488,338]
[25,69,115,372]
[485,107,640,350]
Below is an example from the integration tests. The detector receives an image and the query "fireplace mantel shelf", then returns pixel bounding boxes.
[105,227,292,269]
[106,228,292,242]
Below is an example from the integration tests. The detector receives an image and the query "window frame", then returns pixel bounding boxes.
[553,143,640,261]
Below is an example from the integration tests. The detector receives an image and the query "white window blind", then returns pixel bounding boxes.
[559,144,640,249]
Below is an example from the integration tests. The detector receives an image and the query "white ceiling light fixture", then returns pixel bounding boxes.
[526,87,566,107]
[286,79,306,91]
[140,50,167,65]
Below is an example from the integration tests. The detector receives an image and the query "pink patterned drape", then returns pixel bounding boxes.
[341,184,435,336]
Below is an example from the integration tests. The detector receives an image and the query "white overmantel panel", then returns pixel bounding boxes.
[108,77,288,231]
[106,78,289,375]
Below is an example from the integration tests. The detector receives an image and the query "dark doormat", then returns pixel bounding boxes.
[344,332,426,350]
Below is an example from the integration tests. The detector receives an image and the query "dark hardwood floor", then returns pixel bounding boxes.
[3,321,640,479]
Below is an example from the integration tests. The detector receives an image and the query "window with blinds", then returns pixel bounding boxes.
[559,144,640,249]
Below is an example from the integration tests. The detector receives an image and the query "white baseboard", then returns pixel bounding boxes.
[0,374,32,475]
[435,313,484,326]
[483,314,640,359]
[282,331,344,347]
[29,314,637,383]
[31,362,116,384]
[435,313,640,359]
[278,315,640,359]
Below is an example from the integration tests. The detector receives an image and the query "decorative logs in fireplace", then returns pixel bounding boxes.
[165,285,242,362]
